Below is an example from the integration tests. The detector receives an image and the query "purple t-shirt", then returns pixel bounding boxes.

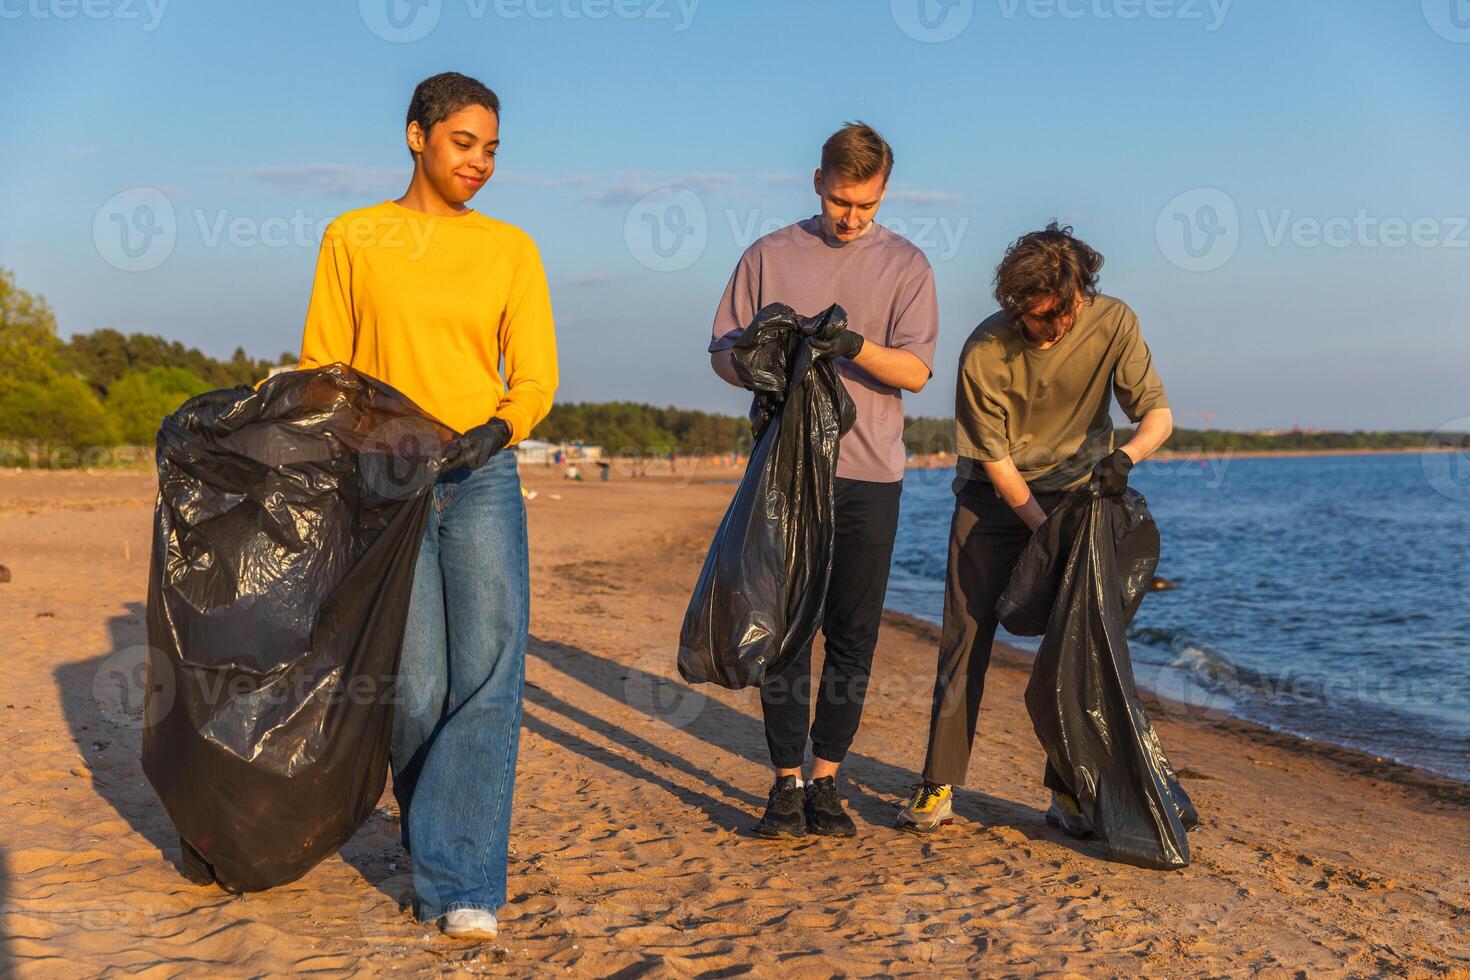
[709,218,940,483]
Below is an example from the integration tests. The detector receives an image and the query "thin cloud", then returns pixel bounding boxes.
[582,171,745,206]
[496,173,597,190]
[571,272,615,286]
[233,164,403,197]
[884,188,966,206]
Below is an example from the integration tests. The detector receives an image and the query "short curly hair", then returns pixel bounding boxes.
[993,222,1104,318]
[405,72,500,156]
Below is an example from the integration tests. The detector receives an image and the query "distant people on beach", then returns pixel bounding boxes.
[297,71,557,941]
[707,121,939,840]
[895,223,1173,834]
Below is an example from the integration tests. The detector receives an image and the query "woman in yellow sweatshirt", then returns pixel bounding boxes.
[297,72,557,941]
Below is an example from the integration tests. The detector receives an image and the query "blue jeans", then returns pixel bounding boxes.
[391,450,528,922]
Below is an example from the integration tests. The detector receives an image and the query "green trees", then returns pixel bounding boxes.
[0,268,117,448]
[107,367,210,444]
[536,402,753,455]
[0,267,287,460]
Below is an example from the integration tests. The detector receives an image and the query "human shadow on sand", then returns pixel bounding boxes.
[525,636,1105,860]
[54,600,185,872]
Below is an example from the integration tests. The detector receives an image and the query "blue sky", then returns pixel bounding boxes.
[1,0,1467,429]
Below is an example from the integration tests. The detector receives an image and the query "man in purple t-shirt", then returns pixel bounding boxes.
[708,122,940,840]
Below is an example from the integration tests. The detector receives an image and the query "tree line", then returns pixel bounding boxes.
[1,268,289,452]
[2,268,1459,465]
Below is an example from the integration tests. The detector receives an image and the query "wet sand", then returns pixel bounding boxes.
[1,467,1466,976]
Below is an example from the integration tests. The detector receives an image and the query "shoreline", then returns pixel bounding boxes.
[905,445,1460,469]
[880,609,1470,806]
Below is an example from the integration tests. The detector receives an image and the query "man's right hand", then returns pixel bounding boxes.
[809,329,865,362]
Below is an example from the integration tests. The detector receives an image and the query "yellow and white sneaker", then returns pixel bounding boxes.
[895,782,953,834]
[1044,791,1095,839]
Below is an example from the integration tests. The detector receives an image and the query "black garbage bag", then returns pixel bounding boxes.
[678,303,856,689]
[142,364,455,892]
[997,482,1199,870]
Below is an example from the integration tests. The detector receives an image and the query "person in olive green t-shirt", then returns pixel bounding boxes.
[897,223,1173,835]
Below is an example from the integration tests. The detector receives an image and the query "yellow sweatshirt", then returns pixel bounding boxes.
[297,200,558,443]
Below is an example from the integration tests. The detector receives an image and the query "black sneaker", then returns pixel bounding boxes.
[804,776,857,838]
[756,775,808,839]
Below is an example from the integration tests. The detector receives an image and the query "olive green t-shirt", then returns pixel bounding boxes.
[955,295,1167,492]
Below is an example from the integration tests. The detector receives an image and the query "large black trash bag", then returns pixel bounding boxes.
[142,364,456,892]
[678,303,857,689]
[997,482,1199,870]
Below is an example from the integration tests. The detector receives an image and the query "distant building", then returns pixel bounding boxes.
[515,440,603,465]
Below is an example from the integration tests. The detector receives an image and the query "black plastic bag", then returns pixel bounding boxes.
[142,364,455,892]
[997,483,1199,869]
[678,303,856,689]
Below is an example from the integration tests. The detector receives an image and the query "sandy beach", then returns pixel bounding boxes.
[1,466,1466,977]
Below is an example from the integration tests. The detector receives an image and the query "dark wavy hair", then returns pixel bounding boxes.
[405,72,500,157]
[993,222,1104,318]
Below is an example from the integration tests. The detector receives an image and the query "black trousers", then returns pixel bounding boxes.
[922,481,1070,788]
[760,477,903,769]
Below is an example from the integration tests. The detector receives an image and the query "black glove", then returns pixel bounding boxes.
[444,418,511,472]
[809,329,864,361]
[1092,449,1134,496]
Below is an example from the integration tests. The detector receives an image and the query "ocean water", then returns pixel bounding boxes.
[888,453,1470,784]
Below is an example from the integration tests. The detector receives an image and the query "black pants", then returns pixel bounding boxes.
[760,477,903,769]
[922,481,1069,788]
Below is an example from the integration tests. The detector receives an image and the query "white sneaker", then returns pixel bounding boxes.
[440,908,498,940]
